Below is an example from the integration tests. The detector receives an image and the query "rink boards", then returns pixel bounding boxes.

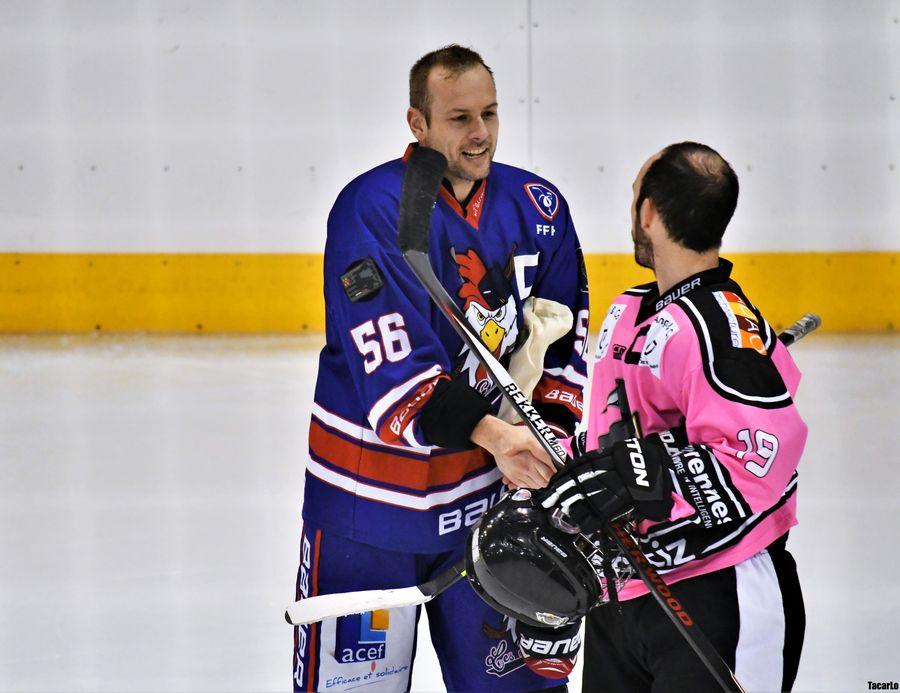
[1,251,896,334]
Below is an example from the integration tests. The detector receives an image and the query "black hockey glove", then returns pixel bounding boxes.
[538,437,674,533]
[511,618,582,679]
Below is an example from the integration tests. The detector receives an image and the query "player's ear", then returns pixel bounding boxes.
[407,107,427,142]
[639,196,656,230]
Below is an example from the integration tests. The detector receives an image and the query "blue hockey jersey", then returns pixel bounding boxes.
[302,145,590,552]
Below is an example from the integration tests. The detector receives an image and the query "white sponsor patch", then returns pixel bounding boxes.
[639,310,679,379]
[316,605,417,691]
[714,291,741,348]
[595,304,627,360]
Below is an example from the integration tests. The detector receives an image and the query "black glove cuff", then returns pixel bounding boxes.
[609,437,674,521]
[419,376,493,449]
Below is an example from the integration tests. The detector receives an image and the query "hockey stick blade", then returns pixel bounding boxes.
[398,147,447,254]
[777,312,821,347]
[285,559,466,626]
[285,586,432,626]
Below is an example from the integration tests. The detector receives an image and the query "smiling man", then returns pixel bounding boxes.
[292,46,590,691]
[407,56,498,200]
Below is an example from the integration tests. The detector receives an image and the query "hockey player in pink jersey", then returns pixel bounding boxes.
[537,143,807,691]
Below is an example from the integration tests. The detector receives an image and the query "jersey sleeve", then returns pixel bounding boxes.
[323,185,452,449]
[657,304,808,523]
[527,199,591,436]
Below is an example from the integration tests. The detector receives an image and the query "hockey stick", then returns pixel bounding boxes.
[283,314,820,627]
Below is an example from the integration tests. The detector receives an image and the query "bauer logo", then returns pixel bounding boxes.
[524,183,559,221]
[336,610,389,663]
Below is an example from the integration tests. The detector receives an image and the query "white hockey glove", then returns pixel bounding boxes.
[497,296,573,424]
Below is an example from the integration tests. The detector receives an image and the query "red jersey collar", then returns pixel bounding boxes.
[402,143,486,230]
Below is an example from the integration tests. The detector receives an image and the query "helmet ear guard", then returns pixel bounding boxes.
[465,490,629,628]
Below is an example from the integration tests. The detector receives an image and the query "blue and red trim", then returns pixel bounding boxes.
[309,418,492,493]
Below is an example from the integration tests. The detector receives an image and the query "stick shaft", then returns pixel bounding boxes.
[778,313,822,347]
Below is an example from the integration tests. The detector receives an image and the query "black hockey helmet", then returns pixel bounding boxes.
[465,489,603,628]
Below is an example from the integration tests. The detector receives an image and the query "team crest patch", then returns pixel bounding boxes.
[714,291,767,355]
[524,183,559,221]
[595,303,627,360]
[639,311,679,379]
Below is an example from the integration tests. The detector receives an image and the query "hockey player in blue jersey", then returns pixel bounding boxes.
[293,45,590,691]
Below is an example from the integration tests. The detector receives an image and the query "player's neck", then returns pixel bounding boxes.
[446,175,477,204]
[653,245,720,295]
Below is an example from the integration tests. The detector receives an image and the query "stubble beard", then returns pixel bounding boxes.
[448,151,493,184]
[632,220,654,269]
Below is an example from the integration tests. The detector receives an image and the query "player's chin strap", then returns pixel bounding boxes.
[593,379,649,609]
[554,456,626,608]
[562,379,641,610]
[597,531,620,609]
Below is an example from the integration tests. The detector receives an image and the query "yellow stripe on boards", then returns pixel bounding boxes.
[582,252,899,333]
[0,252,896,333]
[0,253,323,333]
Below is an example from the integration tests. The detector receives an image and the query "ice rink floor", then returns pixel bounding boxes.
[1,333,898,692]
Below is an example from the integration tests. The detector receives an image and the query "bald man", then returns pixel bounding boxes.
[539,143,807,691]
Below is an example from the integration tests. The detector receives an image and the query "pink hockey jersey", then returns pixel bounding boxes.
[576,259,808,600]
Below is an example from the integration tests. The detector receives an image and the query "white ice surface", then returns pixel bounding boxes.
[0,334,897,692]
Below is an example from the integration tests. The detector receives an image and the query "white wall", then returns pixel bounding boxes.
[0,0,897,253]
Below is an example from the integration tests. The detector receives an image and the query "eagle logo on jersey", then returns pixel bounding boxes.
[453,248,520,394]
[524,183,559,221]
